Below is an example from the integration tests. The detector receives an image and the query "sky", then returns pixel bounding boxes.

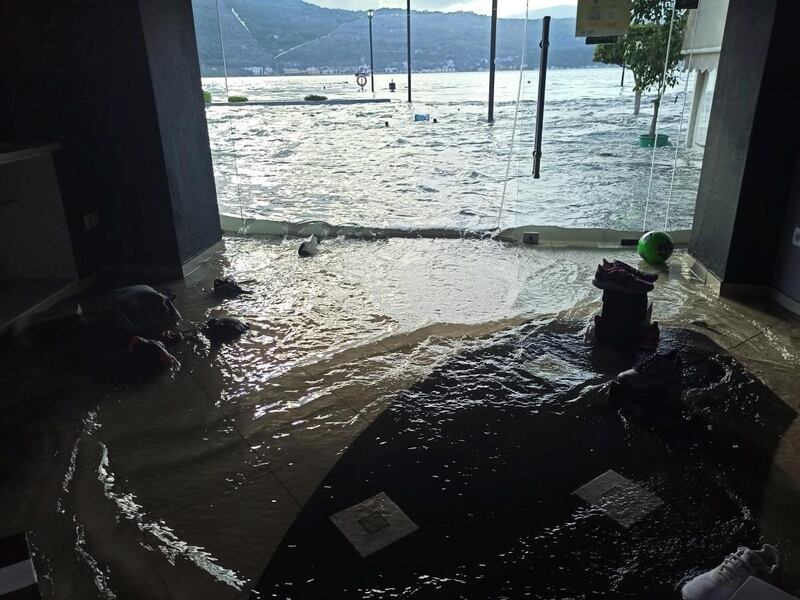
[306,0,577,19]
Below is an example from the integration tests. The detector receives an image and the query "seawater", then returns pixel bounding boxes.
[203,69,704,232]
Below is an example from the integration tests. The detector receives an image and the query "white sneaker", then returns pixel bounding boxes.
[681,545,781,600]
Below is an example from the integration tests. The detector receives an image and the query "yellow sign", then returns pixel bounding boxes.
[575,0,632,37]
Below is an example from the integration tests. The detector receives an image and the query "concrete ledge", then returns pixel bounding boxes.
[219,214,692,248]
[497,225,691,248]
[209,98,391,107]
[688,256,800,317]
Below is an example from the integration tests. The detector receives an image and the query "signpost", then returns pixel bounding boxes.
[575,0,632,38]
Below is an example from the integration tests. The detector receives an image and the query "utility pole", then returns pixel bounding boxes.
[406,0,412,102]
[368,9,375,93]
[488,0,498,122]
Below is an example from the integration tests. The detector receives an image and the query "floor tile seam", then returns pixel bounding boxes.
[219,363,360,433]
[205,361,322,423]
[328,384,375,425]
[726,330,765,352]
[222,408,306,509]
[161,466,299,520]
[263,464,304,509]
[188,369,236,421]
[97,408,233,462]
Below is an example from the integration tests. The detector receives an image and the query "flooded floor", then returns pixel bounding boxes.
[2,236,800,599]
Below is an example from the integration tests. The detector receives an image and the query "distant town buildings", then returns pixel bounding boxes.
[244,66,273,75]
[233,58,536,77]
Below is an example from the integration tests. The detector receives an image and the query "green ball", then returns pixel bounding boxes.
[637,230,674,264]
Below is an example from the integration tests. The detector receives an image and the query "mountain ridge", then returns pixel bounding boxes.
[191,0,595,76]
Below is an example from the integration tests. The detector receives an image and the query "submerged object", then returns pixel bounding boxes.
[204,317,249,343]
[637,230,674,264]
[299,235,319,257]
[414,113,430,122]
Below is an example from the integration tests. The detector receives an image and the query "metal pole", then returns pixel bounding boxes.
[532,16,550,179]
[368,12,375,93]
[488,0,498,122]
[620,63,626,87]
[406,0,412,102]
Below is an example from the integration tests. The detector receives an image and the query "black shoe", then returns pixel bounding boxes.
[213,277,252,296]
[609,351,683,419]
[593,265,655,295]
[617,350,682,390]
[602,259,659,283]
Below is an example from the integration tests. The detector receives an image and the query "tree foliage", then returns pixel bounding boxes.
[593,0,687,135]
[593,0,686,94]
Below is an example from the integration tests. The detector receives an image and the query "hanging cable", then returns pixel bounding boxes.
[496,0,531,233]
[642,0,677,232]
[214,0,247,231]
[664,4,701,230]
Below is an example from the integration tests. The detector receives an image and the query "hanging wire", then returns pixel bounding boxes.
[495,0,531,233]
[214,0,247,231]
[664,3,701,229]
[641,0,677,232]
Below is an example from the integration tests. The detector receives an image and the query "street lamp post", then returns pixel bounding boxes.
[406,0,412,102]
[488,0,498,122]
[367,9,375,93]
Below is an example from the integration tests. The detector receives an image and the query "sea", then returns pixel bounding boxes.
[202,68,704,232]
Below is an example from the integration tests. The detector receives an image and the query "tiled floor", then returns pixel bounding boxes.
[1,237,799,599]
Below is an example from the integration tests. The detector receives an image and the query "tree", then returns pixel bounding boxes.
[594,0,687,137]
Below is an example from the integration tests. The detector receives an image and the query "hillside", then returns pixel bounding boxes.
[191,0,594,76]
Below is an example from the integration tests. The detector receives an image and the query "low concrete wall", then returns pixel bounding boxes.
[209,98,391,107]
[219,214,691,248]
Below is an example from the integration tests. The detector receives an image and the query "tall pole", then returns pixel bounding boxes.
[487,0,498,122]
[368,10,375,93]
[532,16,550,179]
[406,0,412,102]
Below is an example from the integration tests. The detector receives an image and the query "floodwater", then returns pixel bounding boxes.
[3,239,799,600]
[256,322,799,599]
[203,69,705,232]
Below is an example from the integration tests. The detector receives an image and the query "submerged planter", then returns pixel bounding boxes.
[639,134,670,148]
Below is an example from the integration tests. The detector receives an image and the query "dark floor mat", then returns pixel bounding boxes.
[254,323,798,600]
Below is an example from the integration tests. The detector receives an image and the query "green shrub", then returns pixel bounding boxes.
[304,94,328,102]
[228,95,249,103]
[202,90,212,104]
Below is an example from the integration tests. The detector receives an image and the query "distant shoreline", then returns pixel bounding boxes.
[200,65,615,79]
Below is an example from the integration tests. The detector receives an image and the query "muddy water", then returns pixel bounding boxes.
[257,323,799,599]
[2,237,798,599]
